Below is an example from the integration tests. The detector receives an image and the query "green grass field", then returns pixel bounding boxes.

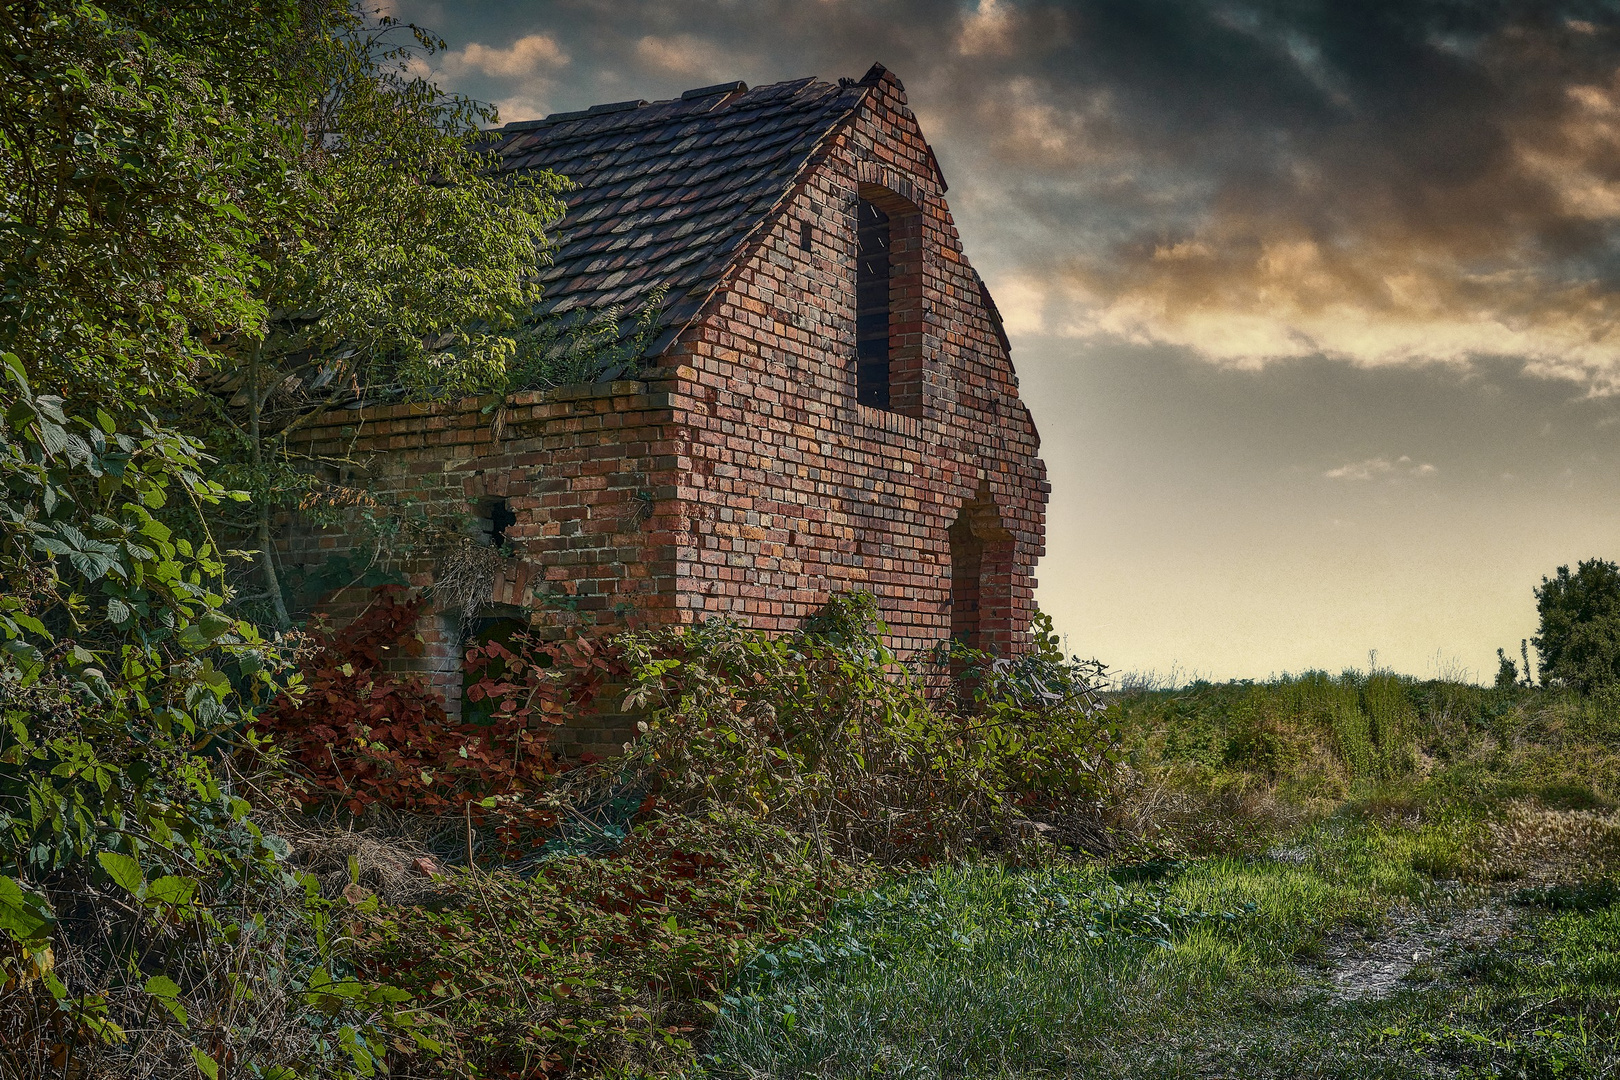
[695,674,1620,1078]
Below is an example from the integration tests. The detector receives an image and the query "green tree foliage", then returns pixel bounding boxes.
[227,19,565,403]
[171,17,568,628]
[0,0,315,396]
[4,0,572,628]
[0,357,426,1077]
[0,2,489,1073]
[1533,558,1620,691]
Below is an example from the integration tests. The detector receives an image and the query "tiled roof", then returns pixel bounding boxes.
[483,72,875,354]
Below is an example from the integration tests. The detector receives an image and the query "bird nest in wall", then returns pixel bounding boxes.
[433,537,508,638]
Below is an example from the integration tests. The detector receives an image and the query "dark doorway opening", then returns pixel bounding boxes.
[949,511,984,651]
[948,493,1013,657]
[460,614,528,725]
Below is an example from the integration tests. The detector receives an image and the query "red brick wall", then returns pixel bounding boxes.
[280,68,1047,749]
[653,67,1048,659]
[281,378,691,755]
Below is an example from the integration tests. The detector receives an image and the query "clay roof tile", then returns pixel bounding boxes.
[486,75,866,355]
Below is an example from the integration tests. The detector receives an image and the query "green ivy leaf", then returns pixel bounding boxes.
[0,875,54,945]
[96,851,144,895]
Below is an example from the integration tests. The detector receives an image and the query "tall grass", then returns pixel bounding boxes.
[699,674,1620,1080]
[1112,669,1620,834]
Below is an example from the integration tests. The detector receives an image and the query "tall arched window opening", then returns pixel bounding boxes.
[855,198,891,409]
[949,509,983,650]
[948,492,1014,656]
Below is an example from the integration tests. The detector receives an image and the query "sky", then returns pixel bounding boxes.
[381,0,1620,684]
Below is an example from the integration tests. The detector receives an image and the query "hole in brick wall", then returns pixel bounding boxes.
[949,509,983,651]
[949,494,1014,656]
[799,219,813,252]
[460,612,530,725]
[485,498,516,548]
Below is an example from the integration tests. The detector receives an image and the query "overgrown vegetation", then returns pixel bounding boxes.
[0,2,661,1075]
[9,2,1620,1078]
[0,358,425,1076]
[1112,668,1620,849]
[697,670,1620,1078]
[269,592,1117,1078]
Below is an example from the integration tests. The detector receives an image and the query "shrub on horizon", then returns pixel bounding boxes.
[1534,558,1620,692]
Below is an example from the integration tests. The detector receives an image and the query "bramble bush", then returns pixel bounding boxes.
[619,593,1119,866]
[332,594,1118,1078]
[252,587,619,855]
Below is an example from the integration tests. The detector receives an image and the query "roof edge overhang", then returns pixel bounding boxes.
[640,85,874,359]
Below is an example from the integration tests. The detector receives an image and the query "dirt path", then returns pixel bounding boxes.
[1309,898,1522,1000]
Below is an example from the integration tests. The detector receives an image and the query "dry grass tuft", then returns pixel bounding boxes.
[1485,801,1620,885]
[282,823,444,903]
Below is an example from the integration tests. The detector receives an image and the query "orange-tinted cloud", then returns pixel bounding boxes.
[922,5,1620,389]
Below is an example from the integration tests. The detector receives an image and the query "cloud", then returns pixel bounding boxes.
[443,33,568,78]
[1324,456,1438,481]
[957,0,1017,58]
[392,0,1620,390]
[933,3,1620,390]
[634,33,731,78]
[434,33,570,120]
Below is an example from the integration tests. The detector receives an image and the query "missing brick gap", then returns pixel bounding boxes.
[490,498,516,548]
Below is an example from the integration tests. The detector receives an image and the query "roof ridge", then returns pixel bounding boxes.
[483,69,883,362]
[494,74,843,134]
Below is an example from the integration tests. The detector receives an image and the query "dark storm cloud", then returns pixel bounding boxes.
[384,0,1620,677]
[1004,2,1620,379]
[399,0,1620,385]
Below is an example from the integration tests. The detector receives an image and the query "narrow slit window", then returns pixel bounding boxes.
[799,219,813,251]
[855,199,891,409]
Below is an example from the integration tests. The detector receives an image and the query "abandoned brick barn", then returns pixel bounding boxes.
[280,63,1049,752]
